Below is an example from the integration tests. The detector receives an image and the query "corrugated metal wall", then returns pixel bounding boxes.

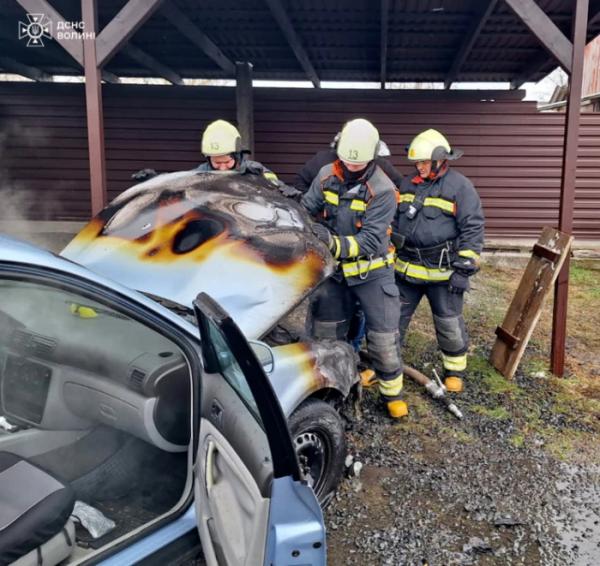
[1,83,599,239]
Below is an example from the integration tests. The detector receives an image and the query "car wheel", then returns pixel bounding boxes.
[288,398,346,507]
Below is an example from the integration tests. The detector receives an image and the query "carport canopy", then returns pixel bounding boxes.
[1,0,599,87]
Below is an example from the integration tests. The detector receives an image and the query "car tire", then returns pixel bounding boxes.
[288,398,346,507]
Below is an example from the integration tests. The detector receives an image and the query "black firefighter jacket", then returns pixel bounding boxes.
[392,167,485,284]
[302,160,397,286]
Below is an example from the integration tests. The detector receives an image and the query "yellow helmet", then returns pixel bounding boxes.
[407,129,463,161]
[336,118,379,164]
[201,120,242,156]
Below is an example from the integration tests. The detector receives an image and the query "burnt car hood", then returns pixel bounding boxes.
[61,170,335,339]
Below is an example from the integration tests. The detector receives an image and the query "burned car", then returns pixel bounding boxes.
[0,170,359,565]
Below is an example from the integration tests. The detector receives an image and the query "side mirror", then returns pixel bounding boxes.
[249,341,275,374]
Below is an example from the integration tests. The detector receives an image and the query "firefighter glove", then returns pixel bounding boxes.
[278,184,303,200]
[131,168,158,181]
[448,271,470,294]
[311,223,334,250]
[390,231,406,250]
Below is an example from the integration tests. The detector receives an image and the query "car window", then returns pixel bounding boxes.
[204,316,262,424]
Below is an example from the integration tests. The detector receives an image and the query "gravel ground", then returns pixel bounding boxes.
[323,260,600,566]
[326,383,600,565]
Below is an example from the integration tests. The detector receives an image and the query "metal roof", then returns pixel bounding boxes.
[1,0,600,86]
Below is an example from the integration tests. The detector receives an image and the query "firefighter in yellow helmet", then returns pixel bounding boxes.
[196,119,283,186]
[302,118,406,419]
[391,129,485,393]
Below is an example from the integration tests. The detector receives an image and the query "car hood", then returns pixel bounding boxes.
[61,170,335,339]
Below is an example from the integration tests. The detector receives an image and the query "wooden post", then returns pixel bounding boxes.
[551,0,589,376]
[491,228,573,380]
[236,62,254,156]
[81,0,107,216]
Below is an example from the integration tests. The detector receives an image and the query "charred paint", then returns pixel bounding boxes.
[62,170,335,339]
[269,340,358,415]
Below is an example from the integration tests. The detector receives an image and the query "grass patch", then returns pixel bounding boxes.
[523,357,549,377]
[471,404,511,420]
[438,426,476,445]
[510,433,525,448]
[570,265,600,299]
[543,429,587,461]
[469,354,521,396]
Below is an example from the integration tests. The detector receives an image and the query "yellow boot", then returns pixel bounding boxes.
[444,376,464,393]
[360,368,378,388]
[387,399,409,419]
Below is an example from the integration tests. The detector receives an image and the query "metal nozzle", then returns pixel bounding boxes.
[447,403,464,420]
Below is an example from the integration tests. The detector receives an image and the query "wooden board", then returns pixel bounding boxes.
[490,226,573,379]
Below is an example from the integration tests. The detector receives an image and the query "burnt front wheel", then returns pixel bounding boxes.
[288,398,346,507]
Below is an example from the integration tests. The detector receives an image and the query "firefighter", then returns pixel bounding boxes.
[302,118,407,419]
[196,119,283,185]
[392,129,485,393]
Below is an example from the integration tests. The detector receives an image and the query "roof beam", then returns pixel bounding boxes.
[503,0,572,71]
[380,0,389,88]
[161,2,235,75]
[16,0,83,64]
[95,0,164,68]
[444,0,498,89]
[264,0,320,88]
[510,0,600,89]
[0,55,52,81]
[122,43,183,84]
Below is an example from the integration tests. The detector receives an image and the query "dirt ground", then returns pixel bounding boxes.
[325,258,600,566]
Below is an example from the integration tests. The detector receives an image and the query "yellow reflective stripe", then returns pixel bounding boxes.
[263,171,278,182]
[324,191,339,206]
[458,249,480,260]
[442,353,467,372]
[346,236,360,258]
[399,193,415,203]
[332,236,341,259]
[350,199,368,212]
[378,373,403,397]
[394,259,453,281]
[424,197,455,214]
[342,252,394,277]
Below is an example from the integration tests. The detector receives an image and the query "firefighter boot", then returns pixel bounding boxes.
[360,368,378,388]
[443,369,465,393]
[379,374,408,419]
[387,399,409,418]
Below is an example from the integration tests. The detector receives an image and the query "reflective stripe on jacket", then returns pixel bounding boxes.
[301,160,397,285]
[392,167,485,284]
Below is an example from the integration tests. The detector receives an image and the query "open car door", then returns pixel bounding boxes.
[193,292,326,566]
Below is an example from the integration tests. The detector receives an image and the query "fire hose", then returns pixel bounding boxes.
[404,365,464,420]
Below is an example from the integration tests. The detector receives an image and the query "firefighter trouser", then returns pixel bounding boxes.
[308,272,404,400]
[395,276,468,378]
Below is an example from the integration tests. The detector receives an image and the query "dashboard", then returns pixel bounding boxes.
[0,285,191,453]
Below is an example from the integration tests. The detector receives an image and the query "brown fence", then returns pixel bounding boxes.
[1,83,599,240]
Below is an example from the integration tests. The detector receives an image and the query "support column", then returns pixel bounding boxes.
[236,62,254,156]
[550,0,589,376]
[82,0,107,216]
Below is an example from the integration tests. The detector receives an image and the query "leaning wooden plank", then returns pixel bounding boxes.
[490,226,573,379]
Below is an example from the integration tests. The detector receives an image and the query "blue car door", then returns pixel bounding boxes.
[193,292,326,566]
